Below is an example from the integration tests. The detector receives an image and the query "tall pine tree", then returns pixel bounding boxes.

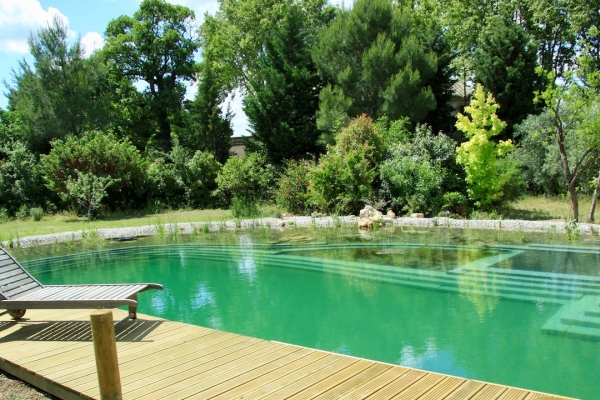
[179,57,233,164]
[312,0,441,134]
[473,16,540,140]
[243,4,323,164]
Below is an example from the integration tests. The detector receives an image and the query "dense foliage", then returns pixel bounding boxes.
[456,85,523,209]
[2,0,600,222]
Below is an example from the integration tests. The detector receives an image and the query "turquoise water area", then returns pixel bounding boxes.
[23,237,600,399]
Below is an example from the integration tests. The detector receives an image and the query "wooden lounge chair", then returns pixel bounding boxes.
[0,246,163,320]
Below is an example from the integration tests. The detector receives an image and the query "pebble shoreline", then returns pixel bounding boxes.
[3,216,600,249]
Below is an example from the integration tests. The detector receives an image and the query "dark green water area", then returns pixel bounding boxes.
[14,226,600,399]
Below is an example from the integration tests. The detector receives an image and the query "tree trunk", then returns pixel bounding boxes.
[589,173,600,222]
[568,182,579,222]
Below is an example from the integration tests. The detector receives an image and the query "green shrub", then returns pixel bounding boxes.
[309,115,384,214]
[276,159,315,215]
[0,141,48,216]
[65,171,119,219]
[40,131,147,210]
[148,143,223,208]
[379,124,461,216]
[174,147,222,208]
[214,152,276,207]
[30,207,44,221]
[380,154,443,215]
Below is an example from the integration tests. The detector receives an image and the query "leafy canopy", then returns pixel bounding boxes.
[103,0,199,151]
[313,0,440,133]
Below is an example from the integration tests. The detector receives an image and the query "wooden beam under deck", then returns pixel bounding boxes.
[0,309,573,399]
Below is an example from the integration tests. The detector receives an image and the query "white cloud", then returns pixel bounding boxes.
[164,0,219,20]
[81,31,105,56]
[0,0,69,53]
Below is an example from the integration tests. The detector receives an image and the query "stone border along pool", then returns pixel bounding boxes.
[3,216,600,249]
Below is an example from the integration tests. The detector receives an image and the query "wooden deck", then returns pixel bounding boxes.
[0,309,572,399]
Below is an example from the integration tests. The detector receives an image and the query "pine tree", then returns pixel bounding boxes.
[243,4,324,164]
[473,17,540,140]
[180,58,233,165]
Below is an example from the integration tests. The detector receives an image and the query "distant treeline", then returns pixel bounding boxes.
[1,0,599,221]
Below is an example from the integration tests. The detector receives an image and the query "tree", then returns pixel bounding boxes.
[103,0,199,151]
[473,16,540,139]
[537,68,600,222]
[312,0,441,133]
[456,85,523,209]
[243,4,324,164]
[178,56,233,164]
[200,0,334,91]
[7,17,111,154]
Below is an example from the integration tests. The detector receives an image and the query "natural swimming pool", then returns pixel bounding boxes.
[20,230,600,399]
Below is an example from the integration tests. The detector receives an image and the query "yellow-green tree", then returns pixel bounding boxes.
[456,85,522,209]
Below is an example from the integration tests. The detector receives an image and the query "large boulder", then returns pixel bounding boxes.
[358,205,384,230]
[359,205,383,221]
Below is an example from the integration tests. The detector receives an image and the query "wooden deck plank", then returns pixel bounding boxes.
[0,309,577,400]
[497,387,533,400]
[297,361,391,400]
[220,353,342,400]
[470,383,508,399]
[287,359,375,400]
[418,376,468,400]
[331,366,412,399]
[18,321,171,370]
[364,368,427,398]
[126,341,282,399]
[445,380,489,399]
[117,337,259,394]
[43,327,222,380]
[390,372,447,399]
[258,357,358,400]
[168,347,311,399]
[70,331,250,390]
[210,350,329,400]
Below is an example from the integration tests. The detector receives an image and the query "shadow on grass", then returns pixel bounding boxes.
[499,208,557,221]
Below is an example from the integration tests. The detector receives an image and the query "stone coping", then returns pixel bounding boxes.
[2,216,600,249]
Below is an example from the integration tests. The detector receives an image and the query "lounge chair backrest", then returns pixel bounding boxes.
[0,247,44,300]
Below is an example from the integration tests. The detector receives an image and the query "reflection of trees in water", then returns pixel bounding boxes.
[516,250,600,276]
[309,245,497,273]
[456,248,502,320]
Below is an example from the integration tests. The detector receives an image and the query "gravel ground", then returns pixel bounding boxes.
[0,370,56,400]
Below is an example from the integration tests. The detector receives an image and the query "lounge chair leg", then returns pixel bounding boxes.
[128,294,138,319]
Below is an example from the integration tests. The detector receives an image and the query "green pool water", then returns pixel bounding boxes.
[22,236,600,399]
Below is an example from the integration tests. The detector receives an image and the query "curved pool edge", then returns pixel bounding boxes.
[3,216,600,249]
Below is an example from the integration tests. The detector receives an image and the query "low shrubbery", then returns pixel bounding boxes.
[2,87,596,222]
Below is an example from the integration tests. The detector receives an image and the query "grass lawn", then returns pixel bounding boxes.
[0,196,598,243]
[0,209,232,243]
[500,195,599,222]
